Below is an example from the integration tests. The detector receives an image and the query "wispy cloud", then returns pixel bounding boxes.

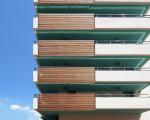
[0,102,2,106]
[10,104,42,120]
[10,105,22,110]
[0,98,10,106]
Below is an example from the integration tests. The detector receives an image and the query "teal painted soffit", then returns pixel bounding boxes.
[36,4,150,14]
[36,30,150,43]
[36,56,150,67]
[36,83,150,93]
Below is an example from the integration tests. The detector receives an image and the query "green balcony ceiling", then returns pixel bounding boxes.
[36,4,150,14]
[36,30,150,43]
[37,83,149,93]
[36,56,149,68]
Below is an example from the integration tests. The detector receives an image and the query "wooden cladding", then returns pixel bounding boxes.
[37,93,95,111]
[38,40,95,56]
[36,0,94,4]
[38,67,95,83]
[37,14,94,30]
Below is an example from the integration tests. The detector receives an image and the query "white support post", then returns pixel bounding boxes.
[33,0,38,3]
[33,98,38,109]
[33,17,38,29]
[33,70,38,82]
[33,43,38,56]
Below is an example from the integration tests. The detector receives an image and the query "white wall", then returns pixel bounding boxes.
[95,0,150,4]
[139,61,150,120]
[96,97,150,109]
[95,70,150,83]
[95,44,150,56]
[95,17,150,29]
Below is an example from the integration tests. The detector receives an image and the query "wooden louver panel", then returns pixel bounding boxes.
[38,40,95,56]
[38,14,95,30]
[38,93,95,111]
[37,0,94,4]
[38,67,95,83]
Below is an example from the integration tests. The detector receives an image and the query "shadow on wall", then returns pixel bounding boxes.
[60,114,141,120]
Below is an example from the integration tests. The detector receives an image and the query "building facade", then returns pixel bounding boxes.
[33,0,150,120]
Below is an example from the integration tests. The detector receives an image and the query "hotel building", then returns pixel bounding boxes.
[33,0,150,120]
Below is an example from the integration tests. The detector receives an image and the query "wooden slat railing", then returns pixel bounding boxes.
[38,40,95,56]
[37,93,95,111]
[36,0,94,4]
[37,14,94,30]
[38,67,95,83]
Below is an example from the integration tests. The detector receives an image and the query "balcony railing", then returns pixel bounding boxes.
[33,14,95,30]
[95,15,150,29]
[95,67,150,83]
[33,93,95,111]
[33,40,150,56]
[33,93,150,113]
[33,14,150,30]
[33,67,150,83]
[95,40,150,44]
[95,41,150,56]
[96,93,150,97]
[95,67,150,71]
[95,14,150,18]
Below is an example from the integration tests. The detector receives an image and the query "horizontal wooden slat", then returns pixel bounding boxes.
[38,93,95,111]
[38,67,95,83]
[37,0,94,4]
[38,40,95,56]
[37,14,94,30]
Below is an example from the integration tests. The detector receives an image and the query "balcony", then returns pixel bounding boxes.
[33,14,150,30]
[33,67,150,92]
[34,67,150,83]
[33,93,150,113]
[33,40,150,57]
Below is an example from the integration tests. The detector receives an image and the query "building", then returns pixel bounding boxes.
[33,0,150,120]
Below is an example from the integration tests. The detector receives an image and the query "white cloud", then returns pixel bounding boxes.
[10,105,22,110]
[10,104,42,120]
[0,98,10,106]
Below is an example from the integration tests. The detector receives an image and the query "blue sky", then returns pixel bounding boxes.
[0,0,40,119]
